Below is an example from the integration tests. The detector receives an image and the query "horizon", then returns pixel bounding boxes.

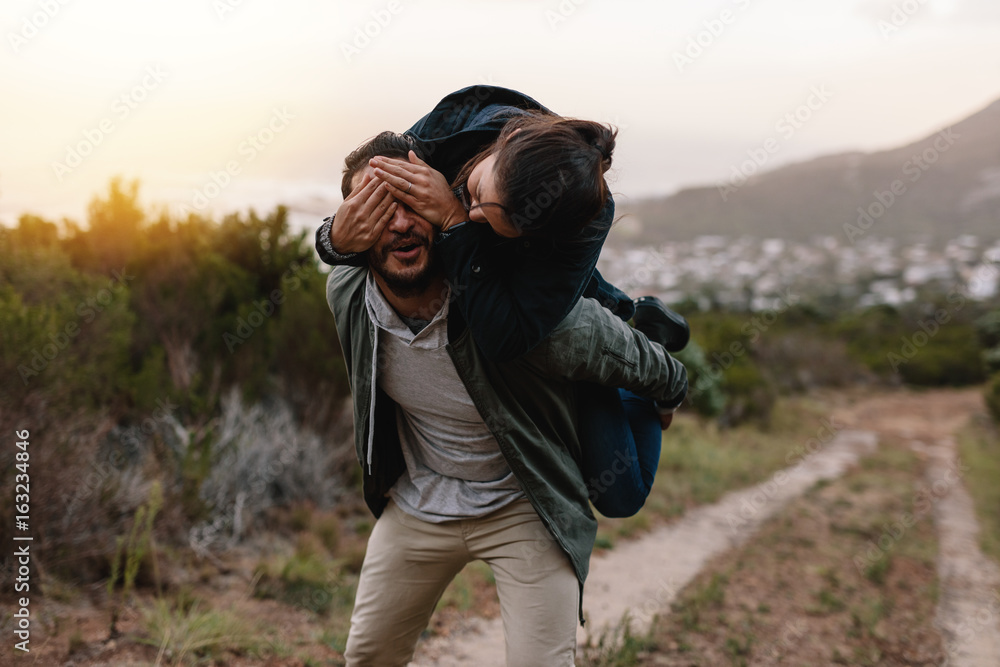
[4,0,1000,232]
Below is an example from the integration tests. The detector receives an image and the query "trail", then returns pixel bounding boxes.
[833,389,1000,666]
[410,429,880,666]
[926,437,1000,665]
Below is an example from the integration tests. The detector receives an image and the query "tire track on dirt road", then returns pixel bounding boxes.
[410,429,879,667]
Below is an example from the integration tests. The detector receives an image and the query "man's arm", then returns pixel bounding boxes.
[317,217,366,267]
[524,296,688,409]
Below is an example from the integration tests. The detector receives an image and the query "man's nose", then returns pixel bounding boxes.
[468,207,487,224]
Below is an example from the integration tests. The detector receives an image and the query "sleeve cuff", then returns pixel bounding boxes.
[655,378,688,414]
[318,215,361,264]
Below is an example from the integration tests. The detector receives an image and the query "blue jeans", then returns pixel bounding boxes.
[578,384,662,518]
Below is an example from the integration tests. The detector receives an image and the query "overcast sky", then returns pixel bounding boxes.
[3,0,999,230]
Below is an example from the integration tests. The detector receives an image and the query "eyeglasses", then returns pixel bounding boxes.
[455,182,510,216]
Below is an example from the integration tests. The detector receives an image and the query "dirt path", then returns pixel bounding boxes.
[834,389,1000,666]
[411,389,999,666]
[412,430,879,666]
[926,437,1000,665]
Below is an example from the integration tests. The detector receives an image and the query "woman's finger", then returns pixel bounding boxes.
[407,150,430,167]
[372,155,421,174]
[372,160,423,184]
[381,178,418,205]
[373,167,420,197]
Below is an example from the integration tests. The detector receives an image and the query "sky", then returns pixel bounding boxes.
[3,0,1000,233]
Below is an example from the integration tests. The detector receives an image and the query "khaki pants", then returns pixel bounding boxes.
[344,497,579,667]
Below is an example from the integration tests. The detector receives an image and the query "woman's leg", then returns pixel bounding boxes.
[578,384,662,518]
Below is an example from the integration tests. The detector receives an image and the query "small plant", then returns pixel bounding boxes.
[674,573,728,631]
[107,481,163,637]
[986,372,1000,423]
[580,614,658,667]
[140,598,266,665]
[253,535,345,616]
[863,551,892,586]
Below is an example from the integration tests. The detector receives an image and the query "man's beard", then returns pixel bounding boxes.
[368,231,438,298]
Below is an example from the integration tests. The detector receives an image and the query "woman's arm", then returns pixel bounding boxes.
[436,209,611,362]
[371,152,615,362]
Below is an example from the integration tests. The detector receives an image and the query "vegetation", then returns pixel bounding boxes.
[107,481,163,636]
[0,178,350,586]
[957,417,1000,560]
[139,598,271,665]
[679,300,996,427]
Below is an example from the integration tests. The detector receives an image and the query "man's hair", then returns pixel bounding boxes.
[341,131,422,199]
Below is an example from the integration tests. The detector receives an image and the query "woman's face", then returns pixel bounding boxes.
[465,152,522,238]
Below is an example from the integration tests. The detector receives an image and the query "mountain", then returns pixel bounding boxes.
[621,98,1000,244]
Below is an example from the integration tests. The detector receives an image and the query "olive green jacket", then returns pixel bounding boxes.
[326,266,687,623]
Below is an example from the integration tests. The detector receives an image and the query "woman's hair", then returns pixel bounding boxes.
[454,112,617,238]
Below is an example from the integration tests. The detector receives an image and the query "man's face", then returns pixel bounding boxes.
[353,165,439,297]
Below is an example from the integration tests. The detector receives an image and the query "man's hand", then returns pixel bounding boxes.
[660,412,674,430]
[371,151,467,231]
[331,172,398,255]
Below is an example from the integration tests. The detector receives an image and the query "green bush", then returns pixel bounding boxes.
[835,304,987,386]
[986,373,1000,424]
[674,341,725,419]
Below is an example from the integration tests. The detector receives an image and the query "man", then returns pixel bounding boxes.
[325,131,687,666]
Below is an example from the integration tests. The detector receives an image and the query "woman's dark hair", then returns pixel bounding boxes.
[455,112,617,238]
[341,131,421,199]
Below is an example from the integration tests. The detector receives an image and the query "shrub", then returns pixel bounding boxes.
[986,373,1000,424]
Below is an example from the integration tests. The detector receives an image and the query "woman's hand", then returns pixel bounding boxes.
[660,412,674,430]
[331,172,398,254]
[370,151,467,231]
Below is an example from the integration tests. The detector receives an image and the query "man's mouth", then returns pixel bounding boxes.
[388,238,426,260]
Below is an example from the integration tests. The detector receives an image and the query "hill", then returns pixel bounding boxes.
[621,98,1000,244]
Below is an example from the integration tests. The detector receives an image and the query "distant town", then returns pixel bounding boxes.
[598,234,1000,311]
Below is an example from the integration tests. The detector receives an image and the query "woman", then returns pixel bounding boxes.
[317,86,688,517]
